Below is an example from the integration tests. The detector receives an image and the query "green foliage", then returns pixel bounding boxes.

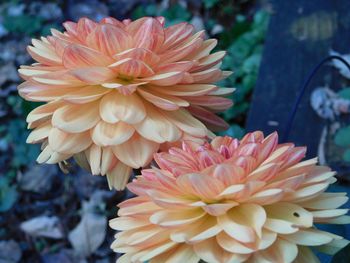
[334,125,350,147]
[132,3,191,24]
[338,87,350,100]
[220,10,270,124]
[0,177,17,212]
[203,0,220,9]
[335,88,350,163]
[331,244,350,263]
[343,149,350,162]
[161,4,191,24]
[5,119,39,168]
[218,124,245,139]
[132,4,158,18]
[3,14,44,36]
[334,125,350,163]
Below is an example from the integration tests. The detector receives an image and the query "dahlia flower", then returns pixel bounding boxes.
[110,131,350,263]
[18,16,233,190]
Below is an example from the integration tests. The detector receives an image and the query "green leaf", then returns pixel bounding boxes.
[334,126,350,147]
[253,10,270,30]
[343,148,350,162]
[203,0,219,9]
[242,74,257,92]
[132,4,158,19]
[242,53,262,74]
[338,88,350,100]
[217,124,245,139]
[331,244,350,263]
[161,4,191,24]
[0,178,17,212]
[3,14,43,35]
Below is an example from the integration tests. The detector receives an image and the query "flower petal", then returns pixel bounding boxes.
[138,88,189,110]
[134,106,182,143]
[106,161,132,190]
[99,91,146,124]
[69,67,114,84]
[52,102,100,133]
[112,133,159,168]
[48,128,92,154]
[162,109,207,137]
[62,44,113,68]
[140,72,184,86]
[109,58,154,78]
[113,48,160,66]
[92,121,135,146]
[127,17,165,52]
[63,86,110,104]
[86,24,132,55]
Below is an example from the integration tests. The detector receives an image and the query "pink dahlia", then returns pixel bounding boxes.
[18,16,233,189]
[110,131,349,262]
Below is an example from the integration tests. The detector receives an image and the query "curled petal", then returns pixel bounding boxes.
[113,134,159,168]
[52,102,100,133]
[99,91,146,124]
[92,121,135,146]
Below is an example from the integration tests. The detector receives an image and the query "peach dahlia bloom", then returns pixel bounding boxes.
[110,131,350,263]
[18,16,233,190]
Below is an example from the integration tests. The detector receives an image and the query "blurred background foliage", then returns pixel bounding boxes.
[0,0,272,262]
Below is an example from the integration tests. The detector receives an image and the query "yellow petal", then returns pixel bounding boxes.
[87,144,101,175]
[92,121,135,146]
[282,228,334,246]
[193,237,249,263]
[62,44,113,68]
[137,88,189,111]
[148,84,216,97]
[100,147,115,175]
[253,238,298,263]
[265,202,313,228]
[63,86,110,104]
[152,244,200,263]
[112,134,159,168]
[109,216,149,231]
[48,128,92,154]
[134,106,182,143]
[264,218,299,234]
[299,193,349,209]
[26,122,52,143]
[150,208,205,227]
[109,58,154,78]
[69,67,114,84]
[27,100,64,123]
[170,216,221,243]
[106,161,132,190]
[162,109,207,137]
[113,47,160,66]
[140,72,184,86]
[176,173,225,200]
[86,24,131,55]
[52,102,100,133]
[216,232,254,254]
[217,212,256,243]
[99,91,146,124]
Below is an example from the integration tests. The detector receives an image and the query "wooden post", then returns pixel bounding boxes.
[247,0,350,159]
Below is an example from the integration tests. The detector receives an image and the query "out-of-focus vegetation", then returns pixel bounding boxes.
[335,88,350,162]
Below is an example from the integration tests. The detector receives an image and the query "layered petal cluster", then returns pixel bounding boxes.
[111,131,350,263]
[18,16,234,190]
